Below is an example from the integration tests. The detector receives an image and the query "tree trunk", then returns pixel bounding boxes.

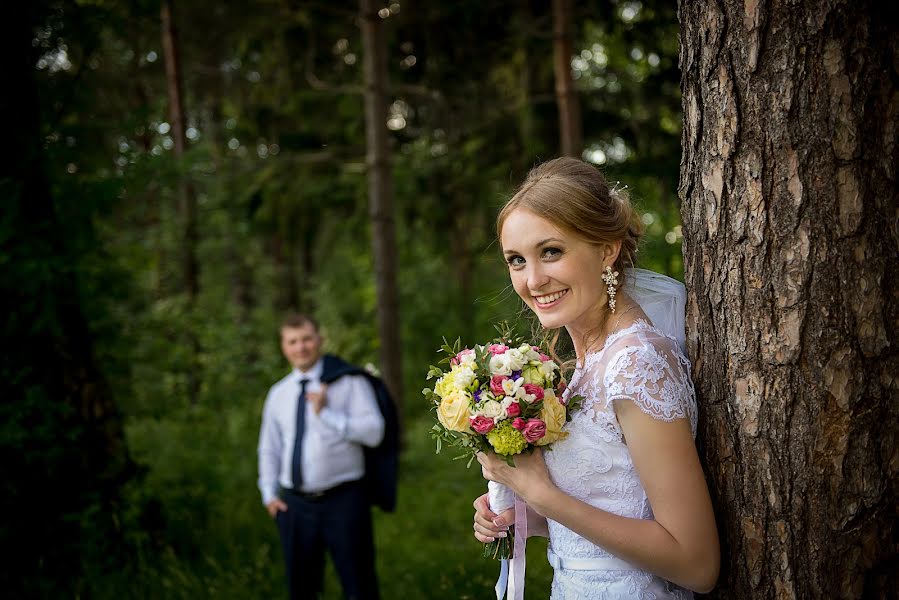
[161,0,201,404]
[1,7,132,593]
[360,0,404,425]
[270,231,299,312]
[552,0,582,157]
[679,1,898,598]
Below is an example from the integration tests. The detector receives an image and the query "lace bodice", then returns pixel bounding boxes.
[542,320,696,599]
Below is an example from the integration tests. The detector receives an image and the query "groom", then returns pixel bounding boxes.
[257,313,385,599]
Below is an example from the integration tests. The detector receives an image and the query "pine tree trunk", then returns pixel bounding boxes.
[552,0,582,157]
[679,1,898,597]
[1,7,132,593]
[360,0,404,424]
[161,0,201,404]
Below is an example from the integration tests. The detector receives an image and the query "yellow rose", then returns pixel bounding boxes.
[536,391,568,446]
[437,390,473,432]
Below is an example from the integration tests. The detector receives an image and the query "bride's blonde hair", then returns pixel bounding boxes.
[496,157,644,363]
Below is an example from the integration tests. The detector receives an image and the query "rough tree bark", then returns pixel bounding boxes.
[360,0,404,423]
[161,0,201,404]
[552,0,582,157]
[679,1,898,598]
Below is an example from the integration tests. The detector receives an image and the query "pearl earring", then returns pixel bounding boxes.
[601,266,619,313]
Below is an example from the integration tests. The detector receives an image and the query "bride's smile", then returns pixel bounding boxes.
[533,289,569,306]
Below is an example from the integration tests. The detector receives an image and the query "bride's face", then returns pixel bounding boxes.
[501,208,610,332]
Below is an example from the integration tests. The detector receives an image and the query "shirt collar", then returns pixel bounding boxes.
[292,357,323,383]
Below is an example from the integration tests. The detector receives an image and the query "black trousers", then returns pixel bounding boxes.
[275,480,379,600]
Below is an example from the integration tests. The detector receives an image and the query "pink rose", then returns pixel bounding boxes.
[488,344,509,355]
[451,348,474,365]
[540,353,552,362]
[490,374,509,396]
[511,417,526,431]
[470,415,495,434]
[521,419,546,443]
[522,383,544,401]
[506,402,521,417]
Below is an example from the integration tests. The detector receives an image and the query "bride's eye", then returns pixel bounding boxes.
[506,255,525,268]
[542,247,563,259]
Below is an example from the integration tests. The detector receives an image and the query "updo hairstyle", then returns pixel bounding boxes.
[496,157,643,279]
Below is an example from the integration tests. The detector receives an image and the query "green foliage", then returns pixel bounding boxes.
[16,0,685,593]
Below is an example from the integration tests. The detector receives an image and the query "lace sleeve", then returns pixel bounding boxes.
[603,341,697,436]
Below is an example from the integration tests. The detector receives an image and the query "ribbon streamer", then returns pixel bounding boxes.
[494,493,528,600]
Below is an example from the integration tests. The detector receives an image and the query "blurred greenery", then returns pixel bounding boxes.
[4,0,684,596]
[98,414,555,599]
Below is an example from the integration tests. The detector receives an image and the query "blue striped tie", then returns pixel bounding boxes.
[291,379,309,489]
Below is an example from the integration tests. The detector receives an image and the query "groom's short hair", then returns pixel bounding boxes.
[280,312,319,333]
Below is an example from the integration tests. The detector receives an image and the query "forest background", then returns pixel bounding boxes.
[7,0,893,598]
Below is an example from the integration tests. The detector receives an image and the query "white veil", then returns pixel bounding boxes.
[621,268,687,351]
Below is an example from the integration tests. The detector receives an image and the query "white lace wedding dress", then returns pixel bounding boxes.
[543,319,697,599]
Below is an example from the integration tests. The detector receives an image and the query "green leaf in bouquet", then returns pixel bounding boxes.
[524,399,544,417]
[565,393,585,420]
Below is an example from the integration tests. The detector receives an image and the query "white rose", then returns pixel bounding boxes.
[539,360,559,378]
[506,349,525,371]
[489,353,512,376]
[460,352,476,366]
[481,400,504,419]
[454,366,476,390]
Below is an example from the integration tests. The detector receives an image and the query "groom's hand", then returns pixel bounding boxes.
[472,493,514,543]
[307,384,328,414]
[266,498,288,518]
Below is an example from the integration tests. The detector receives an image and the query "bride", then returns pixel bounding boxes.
[472,157,719,598]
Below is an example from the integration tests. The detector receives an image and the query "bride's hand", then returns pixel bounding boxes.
[472,492,514,543]
[476,448,554,504]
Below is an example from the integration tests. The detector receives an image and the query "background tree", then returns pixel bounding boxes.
[1,3,132,595]
[679,0,898,597]
[552,0,582,156]
[360,0,403,419]
[160,0,201,404]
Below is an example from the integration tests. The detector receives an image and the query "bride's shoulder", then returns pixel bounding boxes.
[605,322,691,374]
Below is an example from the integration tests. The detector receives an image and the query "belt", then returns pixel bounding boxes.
[282,479,362,501]
[547,549,639,572]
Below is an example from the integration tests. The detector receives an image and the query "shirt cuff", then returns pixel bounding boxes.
[261,486,279,506]
[318,407,348,436]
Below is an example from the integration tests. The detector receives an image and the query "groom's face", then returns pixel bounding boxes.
[280,323,323,371]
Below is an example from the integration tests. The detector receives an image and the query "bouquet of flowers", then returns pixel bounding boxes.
[423,325,582,560]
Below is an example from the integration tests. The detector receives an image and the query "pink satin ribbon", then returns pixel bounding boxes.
[504,494,528,600]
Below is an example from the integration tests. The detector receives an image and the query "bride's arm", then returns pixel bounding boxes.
[478,411,719,593]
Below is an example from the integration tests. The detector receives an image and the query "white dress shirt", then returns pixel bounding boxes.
[257,358,385,504]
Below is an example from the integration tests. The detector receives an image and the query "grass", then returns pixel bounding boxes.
[92,406,554,599]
